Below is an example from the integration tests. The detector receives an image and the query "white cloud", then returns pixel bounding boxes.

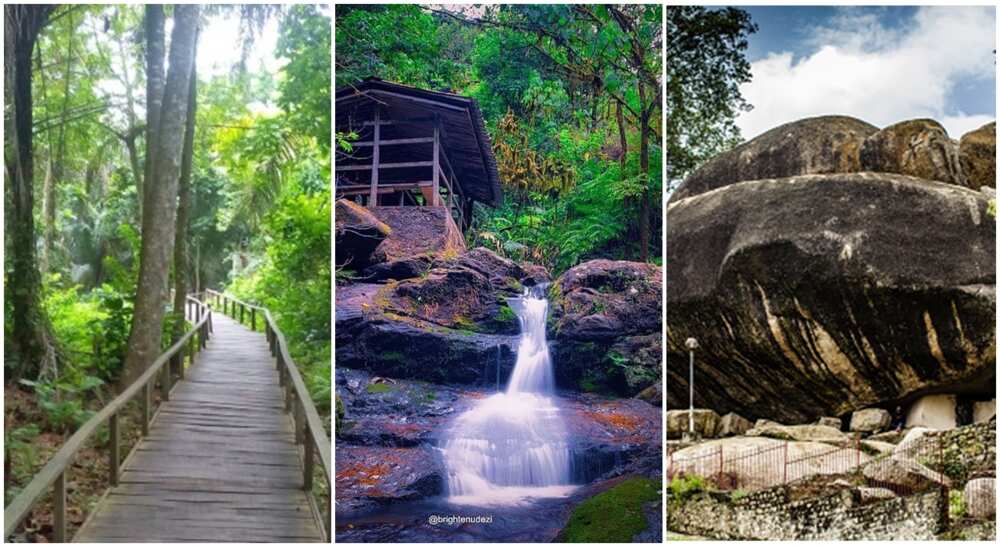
[737,6,996,140]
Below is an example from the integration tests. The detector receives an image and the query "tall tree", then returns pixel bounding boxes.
[140,4,165,223]
[121,5,200,388]
[666,6,756,187]
[4,4,59,379]
[173,30,198,346]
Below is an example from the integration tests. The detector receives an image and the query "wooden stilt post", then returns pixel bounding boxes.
[54,472,66,542]
[432,122,440,206]
[370,109,381,206]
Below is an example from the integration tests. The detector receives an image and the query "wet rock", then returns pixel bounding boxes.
[635,382,662,407]
[850,408,891,433]
[671,115,877,201]
[860,119,964,185]
[666,409,720,439]
[964,477,995,518]
[959,121,996,190]
[666,172,995,424]
[336,199,392,270]
[551,260,662,397]
[335,445,445,513]
[718,412,753,437]
[564,395,663,481]
[906,395,957,430]
[862,456,951,492]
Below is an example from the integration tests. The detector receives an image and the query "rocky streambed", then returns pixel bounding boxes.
[335,199,663,542]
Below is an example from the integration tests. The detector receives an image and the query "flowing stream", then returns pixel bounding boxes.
[441,286,576,505]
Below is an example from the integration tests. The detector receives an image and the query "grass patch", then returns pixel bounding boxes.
[559,476,660,543]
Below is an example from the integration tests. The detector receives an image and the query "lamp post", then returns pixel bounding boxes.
[685,337,699,435]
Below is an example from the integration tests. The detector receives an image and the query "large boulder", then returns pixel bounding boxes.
[862,456,952,492]
[718,412,753,437]
[671,115,877,201]
[964,477,996,518]
[666,172,996,424]
[860,119,964,185]
[551,260,662,396]
[850,408,891,433]
[959,121,996,191]
[745,422,848,444]
[905,394,957,430]
[363,206,467,281]
[666,409,720,439]
[335,445,445,513]
[817,417,842,429]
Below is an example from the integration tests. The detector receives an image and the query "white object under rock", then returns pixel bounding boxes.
[905,394,957,430]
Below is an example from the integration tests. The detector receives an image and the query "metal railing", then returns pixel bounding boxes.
[4,293,212,541]
[203,288,331,541]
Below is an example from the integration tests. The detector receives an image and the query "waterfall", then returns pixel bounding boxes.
[441,286,575,505]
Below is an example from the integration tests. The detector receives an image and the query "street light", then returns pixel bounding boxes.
[685,337,699,435]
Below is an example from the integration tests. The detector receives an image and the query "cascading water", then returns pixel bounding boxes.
[442,285,575,505]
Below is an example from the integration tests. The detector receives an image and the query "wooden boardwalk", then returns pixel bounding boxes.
[74,313,325,542]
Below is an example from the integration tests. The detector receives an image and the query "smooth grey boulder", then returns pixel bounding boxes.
[671,115,877,202]
[666,172,995,424]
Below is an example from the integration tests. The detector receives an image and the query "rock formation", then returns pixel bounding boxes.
[667,115,996,424]
[959,122,996,191]
[859,119,964,185]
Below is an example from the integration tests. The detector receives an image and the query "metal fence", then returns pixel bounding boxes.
[668,435,951,498]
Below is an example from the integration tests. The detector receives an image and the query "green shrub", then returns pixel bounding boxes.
[668,474,707,502]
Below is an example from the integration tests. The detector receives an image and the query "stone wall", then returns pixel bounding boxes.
[668,486,947,540]
[921,420,996,481]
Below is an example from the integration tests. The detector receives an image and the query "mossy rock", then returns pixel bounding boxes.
[366,382,392,394]
[557,477,660,542]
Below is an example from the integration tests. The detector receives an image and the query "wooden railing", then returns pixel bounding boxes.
[3,293,213,541]
[203,288,331,541]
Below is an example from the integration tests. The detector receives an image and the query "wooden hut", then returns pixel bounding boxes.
[335,77,502,232]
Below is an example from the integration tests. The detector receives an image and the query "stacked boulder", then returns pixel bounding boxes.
[667,116,996,424]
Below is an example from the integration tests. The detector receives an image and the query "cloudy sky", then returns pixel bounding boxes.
[737,6,996,140]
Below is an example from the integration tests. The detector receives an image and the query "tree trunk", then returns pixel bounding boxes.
[172,31,198,344]
[637,81,650,263]
[120,6,200,389]
[4,5,59,380]
[140,5,165,224]
[43,10,74,274]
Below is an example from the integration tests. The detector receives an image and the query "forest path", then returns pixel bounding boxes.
[73,313,325,542]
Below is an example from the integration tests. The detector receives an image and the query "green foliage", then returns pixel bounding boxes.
[730,489,748,502]
[559,476,661,542]
[5,424,42,504]
[949,489,967,519]
[667,474,708,502]
[276,5,332,153]
[666,6,757,186]
[18,375,103,433]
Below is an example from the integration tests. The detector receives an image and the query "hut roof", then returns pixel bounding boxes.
[335,77,502,207]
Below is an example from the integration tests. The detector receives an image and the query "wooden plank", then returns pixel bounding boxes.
[351,136,434,146]
[68,312,325,542]
[336,160,434,171]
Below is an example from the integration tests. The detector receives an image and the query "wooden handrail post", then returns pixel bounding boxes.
[303,438,315,491]
[240,303,245,324]
[54,471,66,542]
[109,412,120,486]
[295,401,305,444]
[285,383,293,412]
[161,364,171,402]
[142,382,151,436]
[251,308,256,331]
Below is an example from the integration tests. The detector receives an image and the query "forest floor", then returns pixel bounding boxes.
[5,383,147,542]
